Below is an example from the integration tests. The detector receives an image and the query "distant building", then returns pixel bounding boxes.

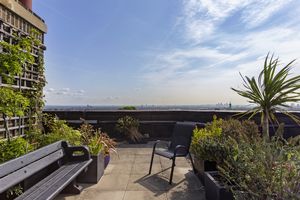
[0,0,47,139]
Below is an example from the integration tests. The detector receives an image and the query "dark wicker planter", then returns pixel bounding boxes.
[78,153,104,183]
[194,157,217,184]
[204,171,233,200]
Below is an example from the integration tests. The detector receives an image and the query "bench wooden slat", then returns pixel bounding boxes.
[0,149,64,193]
[0,141,65,178]
[16,160,92,200]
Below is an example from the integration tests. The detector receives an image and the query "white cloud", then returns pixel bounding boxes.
[44,88,85,97]
[241,0,293,28]
[141,0,300,104]
[180,0,294,43]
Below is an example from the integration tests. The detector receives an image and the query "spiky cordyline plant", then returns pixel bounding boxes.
[232,54,300,141]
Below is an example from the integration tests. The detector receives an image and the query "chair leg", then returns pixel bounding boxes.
[188,152,196,173]
[149,149,155,174]
[169,157,176,184]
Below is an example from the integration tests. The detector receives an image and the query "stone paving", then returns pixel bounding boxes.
[56,142,205,200]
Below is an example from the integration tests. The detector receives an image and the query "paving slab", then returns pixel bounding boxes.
[123,191,167,200]
[55,142,205,200]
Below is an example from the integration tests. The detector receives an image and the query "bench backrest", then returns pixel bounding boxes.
[168,122,196,155]
[0,140,67,193]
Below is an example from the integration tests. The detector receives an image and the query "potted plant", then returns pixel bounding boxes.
[98,132,117,169]
[232,54,300,141]
[218,133,300,199]
[204,171,234,200]
[116,115,146,143]
[191,116,221,183]
[77,123,105,183]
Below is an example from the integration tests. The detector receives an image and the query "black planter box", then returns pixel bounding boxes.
[78,153,104,183]
[204,171,233,200]
[194,157,217,184]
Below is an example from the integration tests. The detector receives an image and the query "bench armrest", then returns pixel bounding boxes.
[66,145,91,161]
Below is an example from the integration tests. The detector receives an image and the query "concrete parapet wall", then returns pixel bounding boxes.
[43,110,300,139]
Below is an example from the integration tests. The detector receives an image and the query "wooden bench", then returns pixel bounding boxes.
[0,140,92,200]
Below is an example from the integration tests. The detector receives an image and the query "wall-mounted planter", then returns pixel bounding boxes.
[204,171,233,200]
[78,153,104,183]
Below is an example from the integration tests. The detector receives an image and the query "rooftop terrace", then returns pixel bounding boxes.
[56,142,204,200]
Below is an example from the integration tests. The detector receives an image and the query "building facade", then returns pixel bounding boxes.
[0,0,47,139]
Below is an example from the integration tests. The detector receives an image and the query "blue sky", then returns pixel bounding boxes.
[34,0,300,105]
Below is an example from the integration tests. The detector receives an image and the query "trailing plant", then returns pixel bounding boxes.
[0,36,34,84]
[116,115,143,142]
[0,87,29,141]
[232,53,300,141]
[0,30,45,141]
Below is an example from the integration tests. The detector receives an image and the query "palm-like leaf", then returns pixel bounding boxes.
[232,54,300,140]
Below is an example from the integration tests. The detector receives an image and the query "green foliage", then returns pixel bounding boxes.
[6,184,23,199]
[119,106,137,110]
[192,117,300,199]
[0,30,45,141]
[116,115,139,131]
[116,115,143,142]
[191,116,224,162]
[38,115,81,147]
[218,137,300,199]
[0,36,34,84]
[221,119,261,143]
[232,54,300,141]
[79,122,117,155]
[87,134,104,155]
[0,87,29,118]
[0,87,29,140]
[191,117,261,164]
[0,137,33,163]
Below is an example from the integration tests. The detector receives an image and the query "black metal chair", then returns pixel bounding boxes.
[148,122,196,184]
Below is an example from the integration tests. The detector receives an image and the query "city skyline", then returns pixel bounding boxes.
[34,0,300,105]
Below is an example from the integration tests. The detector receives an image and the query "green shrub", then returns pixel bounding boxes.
[38,116,81,147]
[221,118,261,143]
[191,116,225,162]
[218,136,300,199]
[119,106,136,110]
[191,117,262,164]
[0,137,33,163]
[116,115,143,142]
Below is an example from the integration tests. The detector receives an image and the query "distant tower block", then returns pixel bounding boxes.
[20,0,32,10]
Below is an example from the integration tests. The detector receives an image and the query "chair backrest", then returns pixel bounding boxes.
[0,140,66,193]
[168,122,196,155]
